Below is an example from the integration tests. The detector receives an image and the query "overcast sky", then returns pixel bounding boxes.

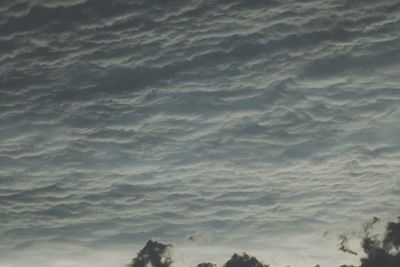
[1,0,400,267]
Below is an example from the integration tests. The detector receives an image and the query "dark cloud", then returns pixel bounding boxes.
[1,0,400,266]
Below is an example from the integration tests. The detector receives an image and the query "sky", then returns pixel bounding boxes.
[0,0,400,267]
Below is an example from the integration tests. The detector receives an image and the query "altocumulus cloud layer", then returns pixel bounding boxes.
[0,0,400,266]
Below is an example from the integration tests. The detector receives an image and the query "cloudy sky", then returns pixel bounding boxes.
[1,0,400,266]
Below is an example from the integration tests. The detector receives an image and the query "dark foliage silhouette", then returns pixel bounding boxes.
[130,240,173,267]
[129,218,400,267]
[359,218,400,267]
[197,263,217,267]
[223,253,269,267]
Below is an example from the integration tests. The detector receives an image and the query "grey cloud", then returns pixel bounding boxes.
[1,0,400,267]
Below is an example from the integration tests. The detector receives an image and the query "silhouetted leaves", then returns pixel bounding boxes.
[197,263,217,267]
[129,218,400,267]
[131,240,173,267]
[359,218,400,267]
[223,253,269,267]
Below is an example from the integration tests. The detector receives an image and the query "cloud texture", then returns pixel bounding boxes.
[1,0,400,266]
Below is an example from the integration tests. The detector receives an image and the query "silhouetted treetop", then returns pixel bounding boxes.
[131,240,173,267]
[223,253,269,267]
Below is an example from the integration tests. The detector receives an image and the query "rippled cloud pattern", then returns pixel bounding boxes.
[1,0,400,266]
